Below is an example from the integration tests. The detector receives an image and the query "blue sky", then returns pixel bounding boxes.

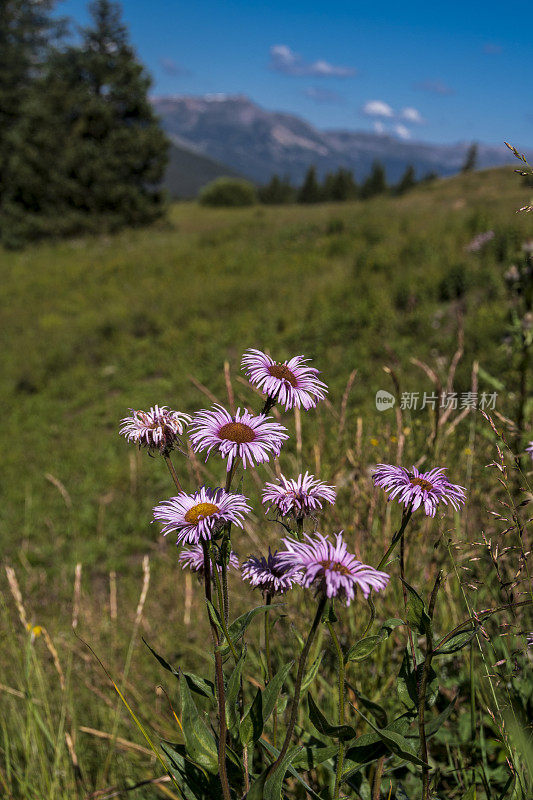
[58,0,533,146]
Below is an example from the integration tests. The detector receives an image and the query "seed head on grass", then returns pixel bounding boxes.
[241,348,327,410]
[278,532,389,606]
[373,464,466,517]
[120,405,191,453]
[189,404,288,470]
[241,548,301,595]
[262,471,336,519]
[153,487,251,545]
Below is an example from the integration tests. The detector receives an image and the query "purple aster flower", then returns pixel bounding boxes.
[189,404,288,471]
[277,532,389,606]
[179,544,239,575]
[527,632,533,649]
[262,471,336,519]
[153,486,251,545]
[241,548,301,595]
[120,405,191,452]
[526,442,533,460]
[241,349,327,411]
[373,464,466,517]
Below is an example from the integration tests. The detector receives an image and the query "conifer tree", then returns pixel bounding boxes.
[461,142,478,173]
[297,166,322,203]
[360,160,387,199]
[323,168,358,201]
[258,174,294,204]
[394,165,416,195]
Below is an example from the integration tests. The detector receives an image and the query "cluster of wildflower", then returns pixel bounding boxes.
[120,348,467,607]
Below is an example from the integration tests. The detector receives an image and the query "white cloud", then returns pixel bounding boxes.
[400,106,423,124]
[373,121,386,135]
[269,45,356,77]
[362,100,394,118]
[394,124,411,140]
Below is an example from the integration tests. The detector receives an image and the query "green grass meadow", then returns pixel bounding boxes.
[1,168,532,798]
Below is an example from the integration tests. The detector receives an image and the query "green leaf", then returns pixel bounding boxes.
[240,687,263,746]
[401,580,432,636]
[346,683,388,728]
[217,604,282,652]
[345,635,383,663]
[182,672,216,703]
[307,693,357,741]
[225,647,246,732]
[262,661,294,725]
[263,746,303,800]
[301,652,322,693]
[425,695,457,737]
[461,786,476,800]
[179,673,219,773]
[357,711,428,769]
[379,618,405,636]
[291,743,338,770]
[397,646,438,709]
[434,628,478,655]
[142,638,180,678]
[259,739,323,800]
[162,741,220,800]
[205,599,224,634]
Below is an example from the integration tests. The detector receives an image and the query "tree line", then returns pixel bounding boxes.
[0,0,168,248]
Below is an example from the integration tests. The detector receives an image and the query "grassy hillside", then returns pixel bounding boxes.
[0,168,531,573]
[0,168,532,800]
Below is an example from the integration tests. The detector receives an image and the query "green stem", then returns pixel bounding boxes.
[268,595,327,776]
[209,544,239,662]
[327,620,345,800]
[201,543,231,800]
[376,507,412,571]
[264,593,277,746]
[164,453,182,492]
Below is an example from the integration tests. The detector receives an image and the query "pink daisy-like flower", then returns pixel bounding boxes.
[262,471,336,519]
[526,442,533,460]
[179,544,239,575]
[241,349,327,411]
[153,487,251,545]
[241,548,301,595]
[373,464,466,517]
[277,532,389,606]
[120,405,191,452]
[189,404,288,471]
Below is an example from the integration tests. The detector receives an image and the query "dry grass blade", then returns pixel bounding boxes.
[79,726,153,756]
[338,368,357,442]
[188,374,220,404]
[72,562,82,630]
[45,472,72,508]
[5,565,29,630]
[42,626,66,691]
[224,359,235,414]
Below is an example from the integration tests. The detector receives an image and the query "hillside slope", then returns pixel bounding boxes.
[0,168,531,570]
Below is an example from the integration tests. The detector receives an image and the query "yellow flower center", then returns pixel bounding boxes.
[268,363,298,387]
[319,559,350,575]
[218,422,256,443]
[184,502,219,524]
[409,477,434,492]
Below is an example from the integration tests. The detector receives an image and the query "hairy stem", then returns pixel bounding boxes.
[400,532,417,672]
[164,454,182,492]
[327,620,345,800]
[269,595,327,776]
[372,756,385,800]
[264,593,278,746]
[419,571,443,800]
[376,506,412,571]
[201,543,231,800]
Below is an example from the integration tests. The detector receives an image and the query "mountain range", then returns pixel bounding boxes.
[154,94,523,197]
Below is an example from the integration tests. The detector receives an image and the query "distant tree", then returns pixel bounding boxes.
[199,177,257,207]
[0,0,61,245]
[322,168,358,201]
[420,171,439,183]
[298,166,322,203]
[461,142,478,173]
[360,160,387,199]
[258,174,294,204]
[394,165,417,196]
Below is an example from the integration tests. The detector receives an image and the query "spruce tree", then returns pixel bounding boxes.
[258,175,294,204]
[297,166,322,203]
[323,168,357,201]
[360,160,387,199]
[394,165,416,196]
[461,142,478,173]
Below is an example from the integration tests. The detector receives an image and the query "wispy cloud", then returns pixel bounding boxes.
[304,86,344,104]
[483,43,503,55]
[400,106,424,124]
[394,124,411,140]
[269,45,356,77]
[160,58,189,77]
[362,99,394,118]
[414,79,454,96]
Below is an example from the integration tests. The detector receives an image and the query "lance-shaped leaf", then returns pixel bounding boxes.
[179,673,219,773]
[247,746,303,800]
[308,693,357,741]
[434,628,478,656]
[402,579,432,636]
[143,639,215,701]
[142,638,180,679]
[379,618,405,636]
[291,742,340,770]
[226,647,246,732]
[262,661,294,725]
[356,710,428,769]
[240,687,263,746]
[162,741,221,800]
[347,683,387,728]
[260,739,324,800]
[345,635,383,663]
[301,652,322,693]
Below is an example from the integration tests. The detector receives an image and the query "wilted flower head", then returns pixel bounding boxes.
[120,405,191,452]
[241,349,327,411]
[373,464,466,517]
[179,544,239,575]
[153,486,250,545]
[189,404,288,471]
[526,442,533,461]
[241,548,301,595]
[262,471,336,519]
[277,532,389,606]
